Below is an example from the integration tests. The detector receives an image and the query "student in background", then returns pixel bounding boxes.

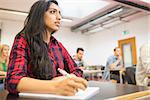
[0,44,9,90]
[0,44,9,71]
[103,47,124,83]
[73,48,85,70]
[5,0,87,96]
[136,43,150,86]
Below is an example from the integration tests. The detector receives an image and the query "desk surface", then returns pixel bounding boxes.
[83,69,102,74]
[0,81,149,100]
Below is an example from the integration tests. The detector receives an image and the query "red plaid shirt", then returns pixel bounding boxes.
[5,33,83,94]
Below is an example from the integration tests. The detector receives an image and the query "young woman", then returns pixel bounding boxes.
[0,44,9,72]
[0,44,9,90]
[5,0,87,96]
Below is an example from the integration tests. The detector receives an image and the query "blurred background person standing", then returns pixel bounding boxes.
[136,43,150,86]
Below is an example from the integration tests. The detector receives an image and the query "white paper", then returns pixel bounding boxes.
[19,87,100,100]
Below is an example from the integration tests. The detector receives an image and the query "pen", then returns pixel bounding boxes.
[58,68,70,76]
[58,68,85,91]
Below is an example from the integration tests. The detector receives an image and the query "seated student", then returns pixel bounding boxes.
[72,48,85,70]
[5,0,87,96]
[103,47,124,83]
[136,43,150,86]
[0,44,9,90]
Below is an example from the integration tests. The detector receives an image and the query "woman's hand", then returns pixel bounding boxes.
[52,75,88,96]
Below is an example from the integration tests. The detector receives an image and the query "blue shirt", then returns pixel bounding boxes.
[103,55,122,80]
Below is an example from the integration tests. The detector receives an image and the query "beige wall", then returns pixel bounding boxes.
[86,15,150,65]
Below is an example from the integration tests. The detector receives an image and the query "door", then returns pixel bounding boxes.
[118,37,137,67]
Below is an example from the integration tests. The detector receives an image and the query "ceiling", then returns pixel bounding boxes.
[0,0,150,34]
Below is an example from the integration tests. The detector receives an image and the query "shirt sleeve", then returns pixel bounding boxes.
[58,43,83,77]
[106,56,114,68]
[5,34,28,94]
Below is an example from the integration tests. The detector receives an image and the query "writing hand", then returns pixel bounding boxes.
[52,75,87,96]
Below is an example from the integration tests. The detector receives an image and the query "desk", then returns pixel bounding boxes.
[83,69,102,74]
[110,69,125,84]
[145,73,150,77]
[0,81,149,100]
[83,70,103,80]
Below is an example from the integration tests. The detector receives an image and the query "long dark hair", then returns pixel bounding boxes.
[19,0,58,80]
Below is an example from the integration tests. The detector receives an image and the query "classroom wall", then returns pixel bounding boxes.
[0,19,23,47]
[54,27,89,58]
[86,15,150,66]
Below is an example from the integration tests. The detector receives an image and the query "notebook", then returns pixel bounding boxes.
[19,87,99,100]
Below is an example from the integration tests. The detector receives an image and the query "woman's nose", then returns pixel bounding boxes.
[57,13,62,20]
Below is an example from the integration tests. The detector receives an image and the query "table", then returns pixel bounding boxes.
[83,69,102,74]
[145,73,150,77]
[0,81,149,100]
[83,70,103,80]
[110,69,125,84]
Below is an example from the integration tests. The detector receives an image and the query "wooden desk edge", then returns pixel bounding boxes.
[107,90,150,100]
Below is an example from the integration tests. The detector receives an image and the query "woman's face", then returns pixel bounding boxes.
[2,45,9,57]
[44,3,62,32]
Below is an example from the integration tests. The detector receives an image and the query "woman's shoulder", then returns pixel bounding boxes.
[51,36,63,47]
[13,33,28,46]
[14,33,28,43]
[15,33,26,39]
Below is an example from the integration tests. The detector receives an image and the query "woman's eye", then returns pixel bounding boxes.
[50,10,56,14]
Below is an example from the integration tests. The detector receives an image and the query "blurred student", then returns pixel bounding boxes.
[136,43,150,86]
[73,48,85,70]
[5,0,87,96]
[0,44,9,90]
[103,47,124,83]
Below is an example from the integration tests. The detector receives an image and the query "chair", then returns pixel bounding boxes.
[125,67,136,85]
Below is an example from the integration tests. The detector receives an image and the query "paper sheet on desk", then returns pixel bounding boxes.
[19,87,100,100]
